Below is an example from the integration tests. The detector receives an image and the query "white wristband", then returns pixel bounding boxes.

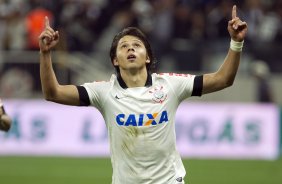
[230,39,244,52]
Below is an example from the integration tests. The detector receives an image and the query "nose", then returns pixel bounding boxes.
[128,45,134,52]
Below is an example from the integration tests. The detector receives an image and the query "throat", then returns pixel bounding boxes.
[120,71,148,88]
[126,76,146,88]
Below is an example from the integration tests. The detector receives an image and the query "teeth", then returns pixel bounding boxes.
[128,55,136,59]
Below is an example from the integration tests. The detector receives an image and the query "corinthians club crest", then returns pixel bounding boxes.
[149,85,167,103]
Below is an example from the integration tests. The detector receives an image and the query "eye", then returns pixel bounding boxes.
[121,44,127,49]
[133,43,141,47]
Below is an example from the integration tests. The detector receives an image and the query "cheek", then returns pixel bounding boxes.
[116,50,127,59]
[115,51,124,62]
[139,49,148,59]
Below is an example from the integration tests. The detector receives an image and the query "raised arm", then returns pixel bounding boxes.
[39,17,80,105]
[202,5,247,95]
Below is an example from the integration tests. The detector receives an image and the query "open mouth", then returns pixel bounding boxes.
[127,54,136,60]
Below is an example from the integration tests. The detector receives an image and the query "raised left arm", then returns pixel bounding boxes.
[202,5,247,95]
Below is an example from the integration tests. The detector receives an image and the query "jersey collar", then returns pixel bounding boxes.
[117,73,152,89]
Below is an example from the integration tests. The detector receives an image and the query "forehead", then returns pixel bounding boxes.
[118,35,143,45]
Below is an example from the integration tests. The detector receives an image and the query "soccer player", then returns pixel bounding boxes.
[0,98,12,132]
[38,5,247,184]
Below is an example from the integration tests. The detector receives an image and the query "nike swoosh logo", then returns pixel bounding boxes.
[115,94,127,100]
[115,94,126,99]
[176,177,183,182]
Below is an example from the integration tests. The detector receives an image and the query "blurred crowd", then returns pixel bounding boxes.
[0,0,281,101]
[1,0,282,52]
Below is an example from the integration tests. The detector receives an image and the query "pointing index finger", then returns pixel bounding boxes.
[232,5,237,19]
[45,16,50,28]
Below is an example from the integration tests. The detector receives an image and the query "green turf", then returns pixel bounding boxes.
[0,157,281,184]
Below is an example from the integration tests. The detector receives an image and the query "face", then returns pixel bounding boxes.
[114,35,150,72]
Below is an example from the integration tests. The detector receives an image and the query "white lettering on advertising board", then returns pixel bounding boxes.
[0,100,279,159]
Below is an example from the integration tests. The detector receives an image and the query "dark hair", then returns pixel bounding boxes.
[110,27,157,74]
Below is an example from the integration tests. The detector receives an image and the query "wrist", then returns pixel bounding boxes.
[230,39,244,52]
[39,50,51,55]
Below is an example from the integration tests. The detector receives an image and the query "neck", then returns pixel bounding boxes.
[119,68,148,88]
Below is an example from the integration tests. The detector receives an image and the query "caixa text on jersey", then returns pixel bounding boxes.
[115,110,168,126]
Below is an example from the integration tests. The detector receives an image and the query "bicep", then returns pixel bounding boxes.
[202,73,227,94]
[50,85,81,106]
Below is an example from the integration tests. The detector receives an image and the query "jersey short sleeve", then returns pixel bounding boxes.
[81,81,111,111]
[157,73,202,102]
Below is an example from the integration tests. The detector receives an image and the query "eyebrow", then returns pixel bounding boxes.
[119,40,143,44]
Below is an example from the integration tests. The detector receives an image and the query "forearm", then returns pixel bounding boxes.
[202,5,247,95]
[40,51,60,100]
[202,41,243,94]
[38,17,80,105]
[216,48,241,86]
[215,4,246,87]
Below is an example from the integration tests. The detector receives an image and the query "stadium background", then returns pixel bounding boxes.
[0,0,281,183]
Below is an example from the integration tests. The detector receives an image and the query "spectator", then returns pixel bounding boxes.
[25,7,53,49]
[251,60,274,103]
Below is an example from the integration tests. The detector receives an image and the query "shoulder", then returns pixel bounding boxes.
[153,73,195,80]
[83,75,115,89]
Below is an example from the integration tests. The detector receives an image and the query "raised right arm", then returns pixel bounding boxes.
[39,17,80,106]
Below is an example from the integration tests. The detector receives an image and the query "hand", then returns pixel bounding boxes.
[38,16,59,53]
[228,5,247,42]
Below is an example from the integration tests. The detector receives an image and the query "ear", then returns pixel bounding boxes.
[146,58,150,64]
[113,58,119,66]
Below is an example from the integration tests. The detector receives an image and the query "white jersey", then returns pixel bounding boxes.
[82,73,198,184]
